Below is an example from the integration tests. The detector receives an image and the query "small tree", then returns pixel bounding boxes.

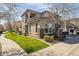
[46,3,79,39]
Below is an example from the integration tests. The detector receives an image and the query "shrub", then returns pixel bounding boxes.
[49,36,54,42]
[44,35,49,42]
[44,35,54,42]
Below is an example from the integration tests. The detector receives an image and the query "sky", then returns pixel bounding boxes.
[20,4,48,12]
[1,3,79,24]
[16,3,48,20]
[16,3,79,20]
[0,3,48,24]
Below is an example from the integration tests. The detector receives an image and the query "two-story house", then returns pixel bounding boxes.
[21,9,62,38]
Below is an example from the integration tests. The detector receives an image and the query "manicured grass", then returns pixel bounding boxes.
[5,32,49,54]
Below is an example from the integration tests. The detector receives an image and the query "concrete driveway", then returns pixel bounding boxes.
[30,35,79,56]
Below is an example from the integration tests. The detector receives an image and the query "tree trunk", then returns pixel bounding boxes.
[54,23,60,40]
[54,15,61,40]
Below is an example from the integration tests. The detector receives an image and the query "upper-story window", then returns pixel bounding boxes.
[44,13,49,17]
[45,23,53,28]
[30,13,36,18]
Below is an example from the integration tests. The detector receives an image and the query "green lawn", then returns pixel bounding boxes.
[5,32,49,54]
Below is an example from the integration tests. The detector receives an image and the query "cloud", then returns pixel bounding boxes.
[21,3,48,12]
[11,3,49,21]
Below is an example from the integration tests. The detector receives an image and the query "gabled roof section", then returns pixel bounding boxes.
[41,10,54,15]
[21,9,61,17]
[41,11,61,17]
[21,9,41,17]
[41,11,51,13]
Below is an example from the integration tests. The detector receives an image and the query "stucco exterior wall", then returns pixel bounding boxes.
[28,23,40,38]
[21,9,62,37]
[39,19,55,29]
[29,18,56,38]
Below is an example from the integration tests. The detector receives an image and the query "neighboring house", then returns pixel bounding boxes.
[21,9,62,38]
[4,20,22,34]
[14,20,22,34]
[63,18,79,35]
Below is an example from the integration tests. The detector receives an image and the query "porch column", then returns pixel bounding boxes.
[27,12,30,35]
[27,12,30,22]
[69,28,70,36]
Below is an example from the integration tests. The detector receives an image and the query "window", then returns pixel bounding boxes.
[49,24,52,28]
[49,28,53,33]
[45,24,48,28]
[30,16,33,18]
[44,24,54,34]
[36,23,38,32]
[30,13,36,18]
[45,28,48,33]
[44,14,48,17]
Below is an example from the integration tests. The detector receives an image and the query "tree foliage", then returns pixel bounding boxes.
[0,3,20,31]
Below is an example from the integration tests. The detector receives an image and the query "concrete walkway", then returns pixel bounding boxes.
[0,34,27,56]
[30,35,79,56]
[1,34,79,56]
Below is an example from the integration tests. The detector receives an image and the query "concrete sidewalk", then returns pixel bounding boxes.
[0,34,27,56]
